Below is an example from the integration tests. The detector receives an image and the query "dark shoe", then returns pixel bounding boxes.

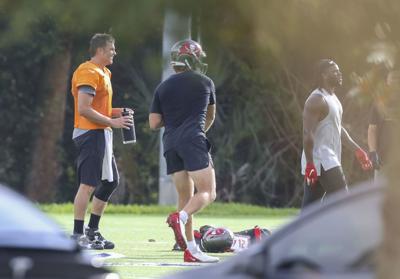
[172,242,182,251]
[166,212,187,250]
[71,233,104,250]
[85,228,115,249]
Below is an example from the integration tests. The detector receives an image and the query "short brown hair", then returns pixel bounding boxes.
[89,33,115,57]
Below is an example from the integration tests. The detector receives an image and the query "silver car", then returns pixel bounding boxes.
[0,183,118,279]
[165,181,381,279]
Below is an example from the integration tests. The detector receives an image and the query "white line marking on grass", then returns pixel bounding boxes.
[85,251,126,258]
[104,262,204,268]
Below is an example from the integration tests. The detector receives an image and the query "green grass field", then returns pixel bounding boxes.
[47,205,297,279]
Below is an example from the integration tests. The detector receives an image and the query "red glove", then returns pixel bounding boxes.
[305,163,318,186]
[355,148,373,171]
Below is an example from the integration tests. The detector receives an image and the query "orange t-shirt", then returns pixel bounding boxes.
[71,61,113,130]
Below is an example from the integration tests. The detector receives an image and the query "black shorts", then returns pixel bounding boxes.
[302,166,347,208]
[164,137,213,175]
[73,129,119,187]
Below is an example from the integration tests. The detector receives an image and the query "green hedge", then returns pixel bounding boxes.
[39,202,299,217]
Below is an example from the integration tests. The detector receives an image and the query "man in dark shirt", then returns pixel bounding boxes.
[368,70,398,178]
[149,39,219,263]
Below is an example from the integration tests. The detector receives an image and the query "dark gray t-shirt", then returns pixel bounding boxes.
[150,70,216,153]
[72,85,96,139]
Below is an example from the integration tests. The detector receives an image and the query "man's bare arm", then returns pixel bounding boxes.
[367,124,378,152]
[343,126,372,170]
[303,95,326,163]
[204,104,216,132]
[78,91,132,129]
[149,113,164,130]
[341,127,361,152]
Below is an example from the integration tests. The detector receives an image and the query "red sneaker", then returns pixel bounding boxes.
[184,249,219,263]
[166,212,187,250]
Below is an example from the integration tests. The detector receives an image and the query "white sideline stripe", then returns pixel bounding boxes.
[83,252,206,268]
[84,251,126,259]
[104,262,204,267]
[84,251,127,267]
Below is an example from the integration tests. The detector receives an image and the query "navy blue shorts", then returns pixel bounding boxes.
[164,137,213,175]
[73,129,119,187]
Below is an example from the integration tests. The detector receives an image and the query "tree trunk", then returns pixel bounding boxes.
[26,45,72,202]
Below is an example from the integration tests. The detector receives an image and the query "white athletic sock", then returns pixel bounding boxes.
[179,210,189,225]
[187,240,198,254]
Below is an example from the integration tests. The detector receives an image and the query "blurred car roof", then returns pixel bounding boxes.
[0,183,77,251]
[0,183,118,279]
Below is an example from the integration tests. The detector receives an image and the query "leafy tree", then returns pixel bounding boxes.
[1,0,400,206]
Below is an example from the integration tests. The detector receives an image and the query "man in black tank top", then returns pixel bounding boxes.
[302,59,372,208]
[149,40,219,263]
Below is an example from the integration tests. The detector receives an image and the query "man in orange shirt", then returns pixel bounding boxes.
[71,33,133,249]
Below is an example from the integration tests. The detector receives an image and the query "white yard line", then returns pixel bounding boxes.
[104,261,205,268]
[85,252,205,268]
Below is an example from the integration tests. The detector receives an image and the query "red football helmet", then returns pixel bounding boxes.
[170,39,208,74]
[200,227,234,253]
